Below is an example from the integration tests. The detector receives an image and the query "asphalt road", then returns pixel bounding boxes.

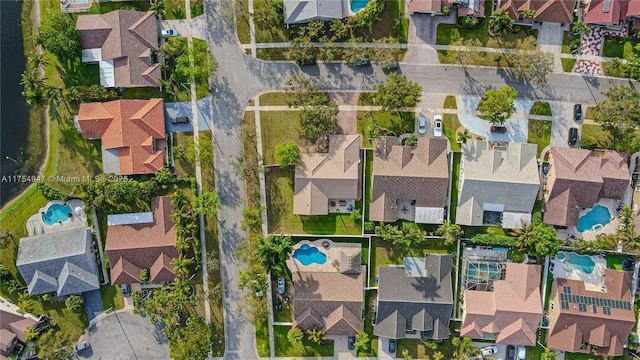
[201,2,639,359]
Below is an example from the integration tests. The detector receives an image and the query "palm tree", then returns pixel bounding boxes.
[402,349,413,360]
[24,325,39,342]
[287,328,303,344]
[510,220,537,251]
[432,351,444,360]
[354,331,369,352]
[256,235,293,275]
[489,10,514,36]
[172,254,192,277]
[541,346,558,360]
[150,0,166,17]
[175,237,190,253]
[306,327,326,345]
[64,86,80,102]
[436,221,464,246]
[20,68,46,94]
[457,129,471,144]
[28,54,48,68]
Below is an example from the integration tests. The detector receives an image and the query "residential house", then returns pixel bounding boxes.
[585,0,640,30]
[408,0,486,17]
[289,241,365,335]
[294,135,362,216]
[106,196,178,285]
[496,0,578,24]
[76,99,167,176]
[0,310,37,360]
[543,147,629,228]
[546,269,635,357]
[16,227,99,297]
[456,140,540,229]
[375,255,453,341]
[369,136,449,224]
[76,10,160,88]
[283,0,348,24]
[461,263,543,346]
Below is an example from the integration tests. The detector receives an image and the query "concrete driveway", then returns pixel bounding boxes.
[76,310,169,359]
[472,342,510,360]
[548,101,580,149]
[405,13,455,64]
[457,96,532,143]
[164,96,213,133]
[377,337,394,360]
[534,22,567,72]
[159,15,208,41]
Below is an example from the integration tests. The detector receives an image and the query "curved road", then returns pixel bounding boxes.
[201,1,638,359]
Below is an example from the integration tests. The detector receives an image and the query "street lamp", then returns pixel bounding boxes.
[5,156,17,164]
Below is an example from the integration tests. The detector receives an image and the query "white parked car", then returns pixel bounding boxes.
[481,345,499,356]
[433,115,443,137]
[161,29,179,37]
[418,115,427,134]
[74,341,90,352]
[516,345,526,360]
[252,280,263,298]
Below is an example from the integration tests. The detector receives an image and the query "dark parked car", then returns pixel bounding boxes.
[574,104,582,121]
[351,59,371,67]
[388,339,396,353]
[490,125,507,133]
[506,345,516,360]
[171,116,189,124]
[348,336,355,351]
[568,127,578,145]
[274,298,282,311]
[296,58,316,66]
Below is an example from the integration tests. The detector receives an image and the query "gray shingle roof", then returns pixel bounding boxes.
[17,228,99,296]
[283,0,347,24]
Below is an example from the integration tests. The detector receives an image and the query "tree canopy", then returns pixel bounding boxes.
[275,142,300,166]
[176,39,217,83]
[591,86,640,154]
[375,72,422,113]
[255,234,294,275]
[36,10,81,62]
[478,86,517,124]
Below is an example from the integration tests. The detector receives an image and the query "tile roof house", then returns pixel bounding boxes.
[16,227,99,296]
[375,255,453,341]
[543,148,629,227]
[546,269,635,357]
[461,263,543,346]
[76,99,167,176]
[408,0,486,16]
[76,10,160,88]
[496,0,578,23]
[585,0,640,28]
[294,135,362,215]
[283,0,348,24]
[0,310,37,360]
[456,140,540,229]
[106,196,178,285]
[292,270,365,335]
[370,136,449,224]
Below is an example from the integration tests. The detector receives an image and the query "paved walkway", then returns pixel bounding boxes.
[534,22,566,73]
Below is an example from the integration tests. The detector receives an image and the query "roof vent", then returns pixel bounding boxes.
[603,0,611,12]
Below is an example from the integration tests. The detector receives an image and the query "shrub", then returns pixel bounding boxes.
[513,25,521,33]
[580,135,598,150]
[65,295,83,311]
[140,269,150,283]
[442,6,451,16]
[36,182,69,201]
[470,233,516,247]
[364,221,374,232]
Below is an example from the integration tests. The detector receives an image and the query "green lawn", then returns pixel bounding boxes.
[605,253,627,270]
[436,17,538,49]
[561,58,576,72]
[358,92,377,106]
[256,48,288,61]
[562,31,573,54]
[450,152,461,223]
[530,101,552,116]
[438,50,513,67]
[361,290,379,357]
[364,149,374,221]
[528,120,552,157]
[397,335,456,359]
[357,111,415,148]
[442,95,462,152]
[256,318,270,357]
[602,36,638,58]
[274,325,334,357]
[581,124,611,147]
[235,0,251,44]
[259,92,288,106]
[265,167,361,235]
[603,61,627,78]
[99,284,124,311]
[260,111,308,165]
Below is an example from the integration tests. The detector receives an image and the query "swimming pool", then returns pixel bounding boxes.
[557,251,595,274]
[292,244,327,266]
[42,203,72,226]
[467,262,502,282]
[576,204,611,232]
[351,0,371,12]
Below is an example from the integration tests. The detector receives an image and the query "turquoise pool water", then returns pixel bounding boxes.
[293,244,327,266]
[576,204,611,232]
[351,0,371,12]
[42,203,72,226]
[559,251,596,274]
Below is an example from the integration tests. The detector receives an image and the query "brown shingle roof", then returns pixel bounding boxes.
[461,263,542,346]
[292,268,365,335]
[498,0,577,23]
[544,148,629,227]
[370,137,449,222]
[77,99,166,175]
[0,310,35,352]
[546,270,635,356]
[76,10,160,87]
[294,135,361,215]
[106,197,178,284]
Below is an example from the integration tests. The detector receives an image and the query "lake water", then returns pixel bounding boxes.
[1,0,33,205]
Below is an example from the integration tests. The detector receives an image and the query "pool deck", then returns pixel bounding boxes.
[25,199,88,236]
[286,239,361,273]
[550,252,607,292]
[557,198,621,241]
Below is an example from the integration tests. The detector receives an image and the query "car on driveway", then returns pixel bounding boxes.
[490,125,507,133]
[277,277,285,294]
[74,341,90,352]
[506,345,516,360]
[388,339,396,353]
[516,345,526,360]
[418,115,427,134]
[161,29,179,37]
[251,280,263,297]
[348,336,355,350]
[481,345,499,356]
[433,115,443,137]
[568,127,578,145]
[574,104,582,121]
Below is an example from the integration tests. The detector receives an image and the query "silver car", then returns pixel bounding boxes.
[418,115,427,134]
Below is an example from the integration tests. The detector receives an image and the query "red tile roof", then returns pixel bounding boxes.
[498,0,577,23]
[77,99,166,175]
[106,196,178,284]
[584,0,636,25]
